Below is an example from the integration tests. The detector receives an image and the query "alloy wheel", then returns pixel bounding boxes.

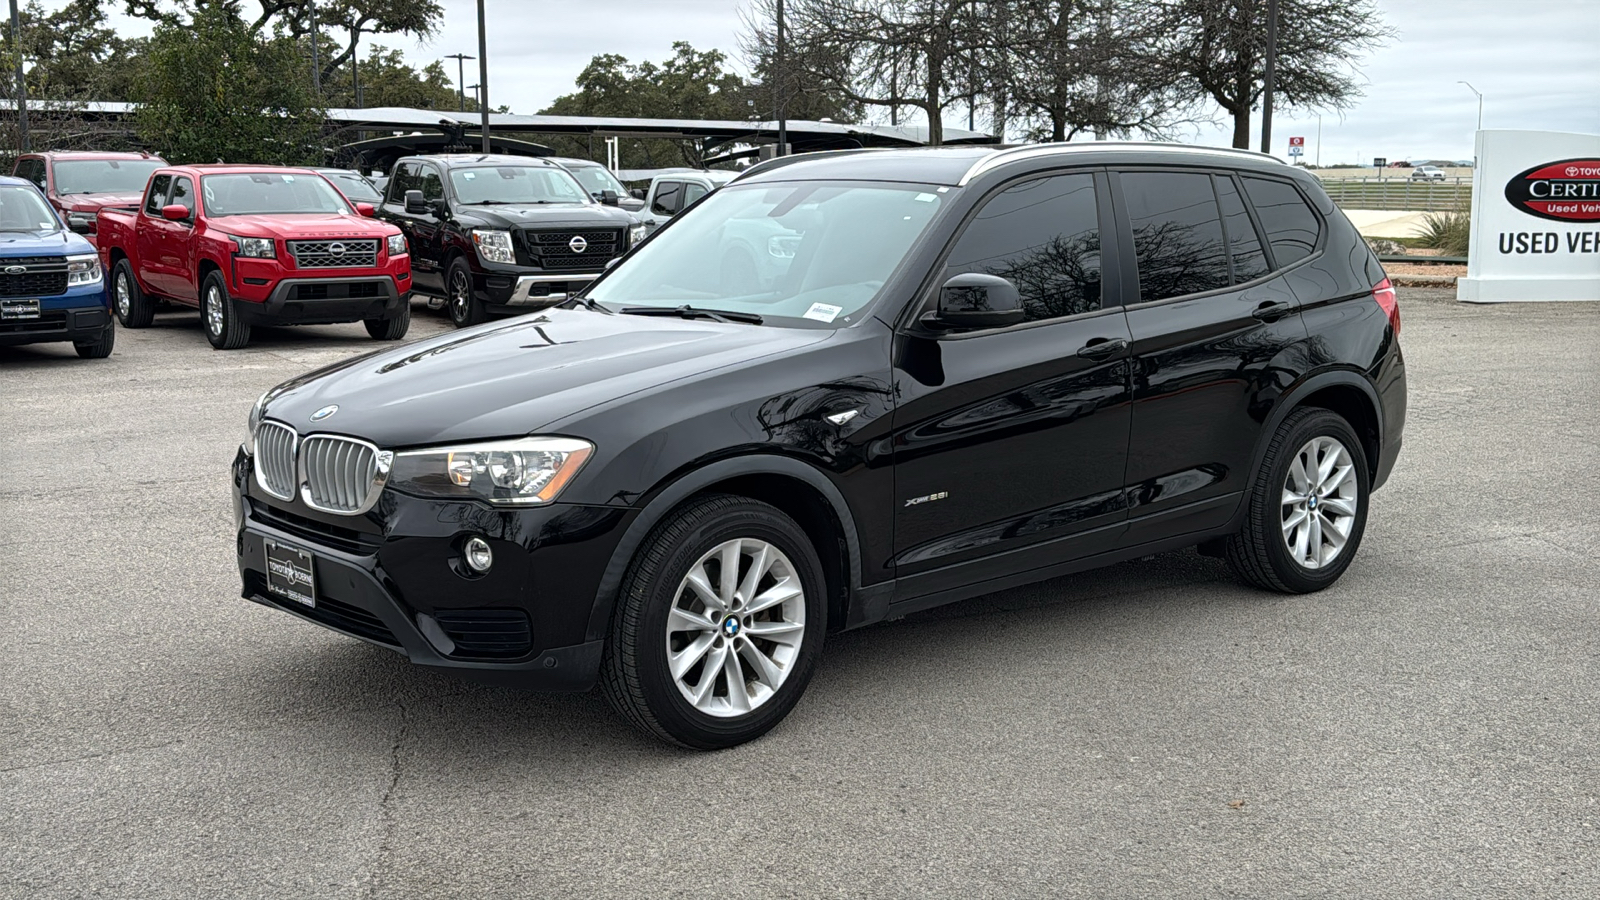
[115,272,130,317]
[1281,436,1359,570]
[451,271,470,318]
[665,538,806,718]
[205,286,225,336]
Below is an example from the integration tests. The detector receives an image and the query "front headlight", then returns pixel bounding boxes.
[472,229,516,264]
[389,437,593,506]
[387,233,408,256]
[230,235,275,258]
[65,253,102,286]
[629,223,647,247]
[246,388,273,451]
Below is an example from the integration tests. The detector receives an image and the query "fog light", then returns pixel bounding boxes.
[463,536,494,573]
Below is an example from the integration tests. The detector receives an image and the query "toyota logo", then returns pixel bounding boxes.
[3,265,24,275]
[568,236,588,254]
[328,242,347,256]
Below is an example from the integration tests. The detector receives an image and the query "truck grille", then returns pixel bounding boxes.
[0,259,68,298]
[524,229,620,270]
[288,239,379,269]
[253,423,391,516]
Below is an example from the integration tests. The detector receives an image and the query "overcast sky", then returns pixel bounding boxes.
[50,0,1600,165]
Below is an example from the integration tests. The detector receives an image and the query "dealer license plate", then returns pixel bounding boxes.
[0,299,41,320]
[264,539,316,608]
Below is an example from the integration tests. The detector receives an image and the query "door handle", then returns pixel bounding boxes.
[1075,337,1129,359]
[1251,300,1294,321]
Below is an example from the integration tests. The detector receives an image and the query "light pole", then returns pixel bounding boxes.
[307,0,321,93]
[9,0,28,153]
[1260,0,1278,154]
[775,0,787,157]
[476,0,489,152]
[445,53,474,112]
[1458,81,1483,132]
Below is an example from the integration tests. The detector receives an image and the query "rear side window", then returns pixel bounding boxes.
[944,172,1103,322]
[683,182,709,207]
[652,182,683,216]
[1120,171,1230,303]
[144,174,172,214]
[1214,175,1270,283]
[1241,176,1321,266]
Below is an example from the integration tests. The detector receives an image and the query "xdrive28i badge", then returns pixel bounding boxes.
[310,405,339,422]
[1504,158,1600,223]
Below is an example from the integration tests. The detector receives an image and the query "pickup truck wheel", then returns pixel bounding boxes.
[364,302,411,341]
[73,322,115,359]
[112,260,154,328]
[446,258,486,329]
[201,272,251,350]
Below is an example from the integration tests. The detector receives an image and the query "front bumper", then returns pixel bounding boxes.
[232,275,410,327]
[471,266,604,314]
[231,446,633,690]
[0,284,111,347]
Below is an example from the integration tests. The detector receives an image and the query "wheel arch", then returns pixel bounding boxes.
[1253,370,1383,482]
[585,455,867,645]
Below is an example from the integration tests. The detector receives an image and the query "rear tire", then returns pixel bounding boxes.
[73,321,115,359]
[1225,408,1370,593]
[201,271,251,350]
[445,257,486,329]
[601,495,827,750]
[112,260,153,328]
[364,301,410,340]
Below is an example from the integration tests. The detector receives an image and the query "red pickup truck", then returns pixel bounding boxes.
[97,165,413,349]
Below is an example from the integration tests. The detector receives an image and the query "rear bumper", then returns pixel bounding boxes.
[234,276,409,326]
[0,287,111,347]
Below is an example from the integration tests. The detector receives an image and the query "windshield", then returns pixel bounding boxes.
[53,159,165,195]
[201,173,351,217]
[321,172,382,203]
[450,165,590,205]
[586,181,945,327]
[565,164,627,199]
[0,184,61,232]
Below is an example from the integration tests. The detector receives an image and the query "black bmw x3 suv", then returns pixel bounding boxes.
[234,143,1405,749]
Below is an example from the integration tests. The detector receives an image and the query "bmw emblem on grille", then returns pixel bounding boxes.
[568,235,588,253]
[3,265,24,275]
[328,242,347,256]
[310,404,339,422]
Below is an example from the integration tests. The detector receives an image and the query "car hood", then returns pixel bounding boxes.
[458,203,637,231]
[60,192,144,212]
[260,308,832,447]
[206,213,397,239]
[0,227,94,256]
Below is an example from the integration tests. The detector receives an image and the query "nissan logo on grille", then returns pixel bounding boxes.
[328,242,347,256]
[568,236,588,253]
[3,265,24,275]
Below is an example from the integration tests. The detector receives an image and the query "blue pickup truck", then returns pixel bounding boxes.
[0,174,114,358]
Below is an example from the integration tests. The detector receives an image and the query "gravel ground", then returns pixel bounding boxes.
[2,290,1598,899]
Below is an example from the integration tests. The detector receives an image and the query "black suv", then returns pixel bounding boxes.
[376,154,642,328]
[234,144,1405,750]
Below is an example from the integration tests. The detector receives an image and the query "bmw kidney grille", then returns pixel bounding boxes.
[254,424,391,515]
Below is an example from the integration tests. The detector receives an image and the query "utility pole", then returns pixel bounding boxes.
[1260,0,1277,154]
[476,0,489,152]
[307,0,322,94]
[8,0,27,153]
[445,53,474,112]
[775,0,787,157]
[1316,115,1322,167]
[352,32,361,108]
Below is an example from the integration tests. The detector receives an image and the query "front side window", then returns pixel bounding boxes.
[387,162,421,202]
[169,176,196,219]
[144,174,172,214]
[1121,171,1231,303]
[652,182,683,216]
[200,173,351,217]
[588,181,944,327]
[0,183,60,232]
[1242,176,1321,266]
[53,159,165,195]
[17,159,46,188]
[448,165,586,205]
[943,173,1103,322]
[419,165,446,202]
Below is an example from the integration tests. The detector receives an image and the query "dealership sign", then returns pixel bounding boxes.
[1459,130,1600,302]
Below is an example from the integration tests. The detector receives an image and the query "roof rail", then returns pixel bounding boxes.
[958,141,1285,185]
[733,148,884,182]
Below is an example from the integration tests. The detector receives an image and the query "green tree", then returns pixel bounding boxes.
[132,3,324,164]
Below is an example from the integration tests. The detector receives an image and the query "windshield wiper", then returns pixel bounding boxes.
[619,305,763,325]
[465,200,554,205]
[560,296,612,313]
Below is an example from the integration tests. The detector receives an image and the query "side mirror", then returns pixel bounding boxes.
[404,189,429,215]
[160,204,190,221]
[430,199,450,219]
[629,187,646,200]
[927,272,1024,330]
[600,189,620,207]
[354,202,376,217]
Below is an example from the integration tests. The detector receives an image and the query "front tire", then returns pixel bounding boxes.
[73,321,115,359]
[112,260,154,328]
[201,271,251,350]
[1225,408,1370,593]
[445,257,486,329]
[364,301,411,341]
[601,495,827,750]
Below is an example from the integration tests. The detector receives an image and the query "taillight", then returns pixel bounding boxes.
[1372,276,1400,336]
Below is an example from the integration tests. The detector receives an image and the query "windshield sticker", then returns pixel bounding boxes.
[462,171,476,180]
[915,192,937,202]
[282,175,294,182]
[803,302,843,323]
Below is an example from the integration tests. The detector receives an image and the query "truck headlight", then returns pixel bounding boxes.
[389,437,593,506]
[65,253,102,286]
[629,223,647,247]
[472,229,516,264]
[387,233,408,256]
[230,235,275,258]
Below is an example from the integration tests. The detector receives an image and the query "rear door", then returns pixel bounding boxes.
[1115,168,1308,545]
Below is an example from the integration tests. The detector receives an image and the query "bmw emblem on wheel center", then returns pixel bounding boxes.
[722,616,740,638]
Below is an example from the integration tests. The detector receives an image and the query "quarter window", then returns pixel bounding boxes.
[1120,171,1231,303]
[943,172,1103,322]
[144,174,172,214]
[652,182,683,216]
[1241,176,1321,266]
[1214,175,1270,283]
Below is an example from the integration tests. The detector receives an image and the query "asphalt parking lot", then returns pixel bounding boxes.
[2,289,1597,899]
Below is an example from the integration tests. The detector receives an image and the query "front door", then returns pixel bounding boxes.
[892,170,1134,596]
[158,175,199,303]
[383,162,446,294]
